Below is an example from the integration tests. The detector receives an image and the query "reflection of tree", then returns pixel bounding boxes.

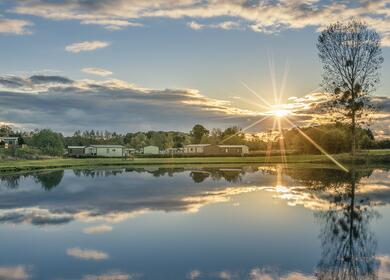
[190,171,210,183]
[72,167,245,183]
[289,167,379,280]
[34,170,64,191]
[317,170,379,279]
[0,174,22,189]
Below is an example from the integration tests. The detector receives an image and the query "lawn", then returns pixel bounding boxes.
[1,151,390,172]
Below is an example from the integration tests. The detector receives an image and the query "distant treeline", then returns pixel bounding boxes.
[0,123,389,158]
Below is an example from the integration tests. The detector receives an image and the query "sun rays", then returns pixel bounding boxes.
[231,56,349,173]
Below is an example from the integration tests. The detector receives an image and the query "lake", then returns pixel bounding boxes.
[1,164,390,280]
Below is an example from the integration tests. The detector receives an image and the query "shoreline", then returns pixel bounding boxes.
[1,151,390,172]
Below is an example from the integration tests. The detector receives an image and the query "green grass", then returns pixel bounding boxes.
[1,151,390,172]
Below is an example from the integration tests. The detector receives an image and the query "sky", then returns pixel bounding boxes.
[0,0,389,136]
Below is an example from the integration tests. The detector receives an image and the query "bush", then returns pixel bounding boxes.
[31,129,64,156]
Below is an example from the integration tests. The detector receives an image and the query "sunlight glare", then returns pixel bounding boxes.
[270,109,290,118]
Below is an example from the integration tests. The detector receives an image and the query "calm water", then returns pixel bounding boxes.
[1,164,390,280]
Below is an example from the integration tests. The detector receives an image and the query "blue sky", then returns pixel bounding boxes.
[0,0,389,135]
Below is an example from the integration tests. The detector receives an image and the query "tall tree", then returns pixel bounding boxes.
[31,129,64,156]
[317,19,383,156]
[190,124,209,144]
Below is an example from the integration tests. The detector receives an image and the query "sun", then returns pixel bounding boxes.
[271,109,290,118]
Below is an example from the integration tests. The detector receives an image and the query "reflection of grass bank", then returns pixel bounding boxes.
[1,150,390,172]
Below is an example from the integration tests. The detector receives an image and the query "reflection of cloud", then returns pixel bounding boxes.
[261,169,390,211]
[218,270,235,279]
[65,41,110,53]
[0,208,73,226]
[82,272,134,280]
[0,265,29,280]
[0,166,267,227]
[83,224,113,234]
[67,247,109,261]
[249,267,314,280]
[377,255,390,279]
[187,270,201,280]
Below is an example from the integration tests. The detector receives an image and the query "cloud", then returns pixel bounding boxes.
[9,0,390,45]
[187,21,203,30]
[0,17,32,35]
[80,19,142,30]
[67,247,109,261]
[0,74,259,133]
[65,41,110,53]
[83,224,113,234]
[187,20,242,31]
[280,91,390,139]
[82,67,113,77]
[0,265,29,280]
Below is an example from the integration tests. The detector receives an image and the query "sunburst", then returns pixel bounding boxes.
[224,55,348,174]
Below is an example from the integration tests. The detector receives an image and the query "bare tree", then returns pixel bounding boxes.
[317,19,384,156]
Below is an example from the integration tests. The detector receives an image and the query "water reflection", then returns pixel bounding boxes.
[1,165,390,279]
[283,167,381,280]
[0,166,265,227]
[0,167,248,191]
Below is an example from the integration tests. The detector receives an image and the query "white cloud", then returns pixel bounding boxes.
[10,0,390,45]
[0,17,32,35]
[187,21,203,30]
[187,20,241,31]
[83,224,113,234]
[0,265,29,280]
[67,247,109,260]
[82,67,113,77]
[65,41,110,53]
[81,19,142,30]
[0,74,259,133]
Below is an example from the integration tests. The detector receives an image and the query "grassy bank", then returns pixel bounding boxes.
[1,150,390,172]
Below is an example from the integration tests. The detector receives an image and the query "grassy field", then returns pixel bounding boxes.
[1,150,390,172]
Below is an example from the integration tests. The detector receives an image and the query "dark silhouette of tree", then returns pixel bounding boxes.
[317,19,384,156]
[34,170,64,191]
